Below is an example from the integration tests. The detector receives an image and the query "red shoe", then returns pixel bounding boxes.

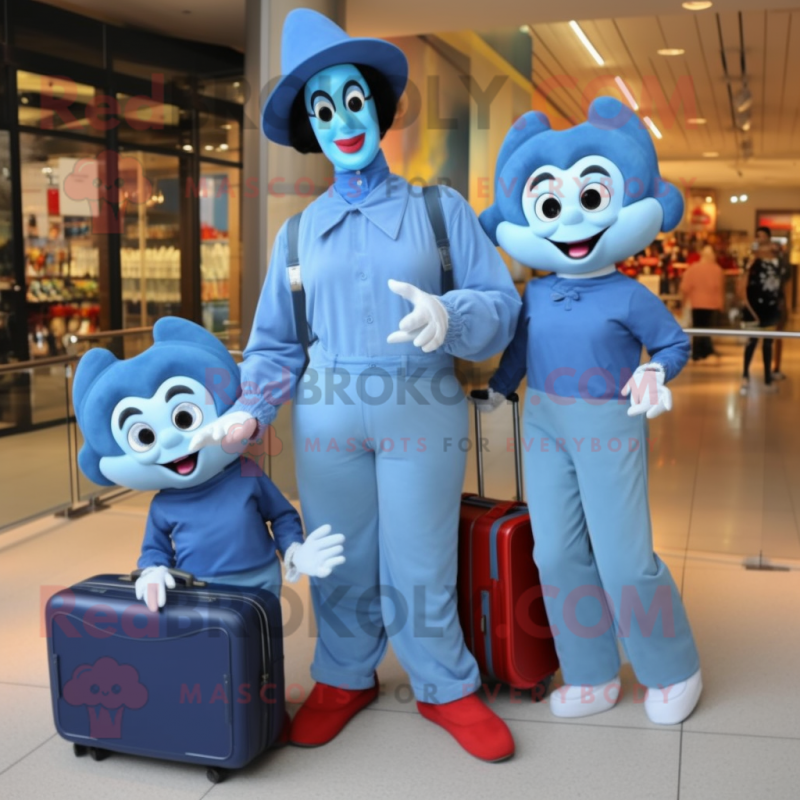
[290,678,379,747]
[417,693,515,762]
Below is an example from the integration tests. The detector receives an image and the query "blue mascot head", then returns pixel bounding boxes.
[479,96,684,275]
[73,317,241,491]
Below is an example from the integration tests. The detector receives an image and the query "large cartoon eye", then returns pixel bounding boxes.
[90,684,100,694]
[310,91,335,123]
[172,402,202,431]
[535,193,562,222]
[343,81,367,113]
[580,182,612,212]
[128,422,156,452]
[111,684,121,694]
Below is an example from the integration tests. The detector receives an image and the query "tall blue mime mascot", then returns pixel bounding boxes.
[190,9,521,761]
[477,97,702,725]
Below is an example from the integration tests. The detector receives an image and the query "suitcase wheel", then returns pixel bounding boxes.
[88,747,111,762]
[532,675,553,703]
[206,767,227,784]
[72,744,88,758]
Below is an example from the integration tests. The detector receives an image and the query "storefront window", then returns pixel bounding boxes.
[199,112,241,164]
[117,91,185,150]
[119,151,182,328]
[0,132,19,365]
[19,133,106,357]
[18,71,106,138]
[199,163,242,343]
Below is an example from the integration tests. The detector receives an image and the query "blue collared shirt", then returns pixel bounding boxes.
[235,153,521,425]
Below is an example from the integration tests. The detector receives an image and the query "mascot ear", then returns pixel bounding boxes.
[495,110,552,179]
[77,443,115,487]
[479,204,506,246]
[657,178,685,232]
[72,347,119,426]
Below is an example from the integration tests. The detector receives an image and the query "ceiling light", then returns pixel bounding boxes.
[569,21,605,66]
[21,96,29,105]
[182,144,193,152]
[703,151,719,157]
[682,2,713,10]
[643,116,663,140]
[233,81,241,88]
[735,85,753,113]
[740,194,748,202]
[204,145,213,151]
[219,143,229,151]
[520,24,531,35]
[705,196,713,203]
[657,48,685,56]
[615,76,639,110]
[687,117,707,125]
[221,124,232,130]
[730,196,739,204]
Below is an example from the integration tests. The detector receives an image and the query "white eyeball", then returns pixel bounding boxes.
[313,97,335,123]
[534,193,562,222]
[580,182,612,213]
[128,423,156,452]
[344,83,367,113]
[171,402,203,431]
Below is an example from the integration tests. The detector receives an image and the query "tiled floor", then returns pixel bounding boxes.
[1,338,800,798]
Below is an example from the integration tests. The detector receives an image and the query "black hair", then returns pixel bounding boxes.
[288,64,399,154]
[756,225,772,239]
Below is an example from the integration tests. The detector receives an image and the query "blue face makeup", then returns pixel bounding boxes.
[98,376,238,491]
[304,63,381,171]
[497,155,664,276]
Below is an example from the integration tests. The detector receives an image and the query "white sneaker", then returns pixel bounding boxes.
[550,677,621,719]
[644,669,702,725]
[739,378,749,396]
[772,371,786,381]
[764,383,778,394]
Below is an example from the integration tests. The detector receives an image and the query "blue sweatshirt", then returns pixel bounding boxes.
[490,272,689,401]
[137,460,304,577]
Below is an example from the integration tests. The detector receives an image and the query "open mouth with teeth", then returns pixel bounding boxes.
[549,228,608,260]
[161,452,198,476]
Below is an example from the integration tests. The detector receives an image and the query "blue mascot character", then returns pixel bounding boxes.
[188,8,520,761]
[72,316,346,612]
[477,97,702,726]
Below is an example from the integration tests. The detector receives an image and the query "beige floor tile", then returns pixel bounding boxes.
[0,684,56,774]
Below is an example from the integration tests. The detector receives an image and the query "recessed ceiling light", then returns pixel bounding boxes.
[219,143,229,151]
[520,24,531,35]
[182,144,193,152]
[658,48,685,56]
[730,196,739,203]
[703,151,719,158]
[569,21,605,66]
[705,196,713,203]
[687,117,707,125]
[204,145,213,151]
[740,194,748,202]
[682,2,713,10]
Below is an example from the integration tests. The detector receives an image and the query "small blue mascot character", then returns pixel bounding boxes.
[477,97,702,725]
[72,317,345,613]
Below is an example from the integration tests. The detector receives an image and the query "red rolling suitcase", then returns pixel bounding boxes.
[458,391,559,694]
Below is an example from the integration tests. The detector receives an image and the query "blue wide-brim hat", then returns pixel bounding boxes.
[262,8,408,145]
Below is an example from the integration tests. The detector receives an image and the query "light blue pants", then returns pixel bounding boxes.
[291,350,480,704]
[523,388,700,689]
[199,559,283,597]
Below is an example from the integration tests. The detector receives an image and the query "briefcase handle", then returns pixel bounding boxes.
[469,390,523,503]
[122,569,207,588]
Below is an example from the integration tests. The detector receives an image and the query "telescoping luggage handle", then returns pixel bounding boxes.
[470,390,523,503]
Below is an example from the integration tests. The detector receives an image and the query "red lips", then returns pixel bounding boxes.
[335,134,365,153]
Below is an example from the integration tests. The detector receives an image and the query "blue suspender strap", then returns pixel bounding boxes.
[286,212,310,372]
[422,184,454,295]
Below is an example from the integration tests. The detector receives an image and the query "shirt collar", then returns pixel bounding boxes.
[310,159,409,241]
[333,150,390,204]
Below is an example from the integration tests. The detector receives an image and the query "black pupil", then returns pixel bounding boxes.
[348,96,363,112]
[542,198,561,219]
[138,428,155,445]
[112,684,121,693]
[582,188,603,210]
[318,106,333,122]
[91,684,99,693]
[175,410,194,429]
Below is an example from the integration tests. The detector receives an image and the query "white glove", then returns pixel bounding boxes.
[386,279,449,353]
[283,524,345,583]
[622,363,673,419]
[188,410,257,452]
[135,566,176,613]
[473,388,506,413]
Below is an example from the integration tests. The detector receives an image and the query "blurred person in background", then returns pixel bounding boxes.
[681,245,725,361]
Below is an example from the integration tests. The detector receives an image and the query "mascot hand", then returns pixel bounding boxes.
[284,525,346,583]
[622,363,672,420]
[188,410,257,452]
[473,388,506,414]
[135,566,176,612]
[386,279,449,353]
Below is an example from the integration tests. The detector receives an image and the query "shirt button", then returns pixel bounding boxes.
[366,315,373,324]
[356,179,363,186]
[358,272,367,281]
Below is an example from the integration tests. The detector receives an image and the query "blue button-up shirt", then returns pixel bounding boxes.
[236,151,521,425]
